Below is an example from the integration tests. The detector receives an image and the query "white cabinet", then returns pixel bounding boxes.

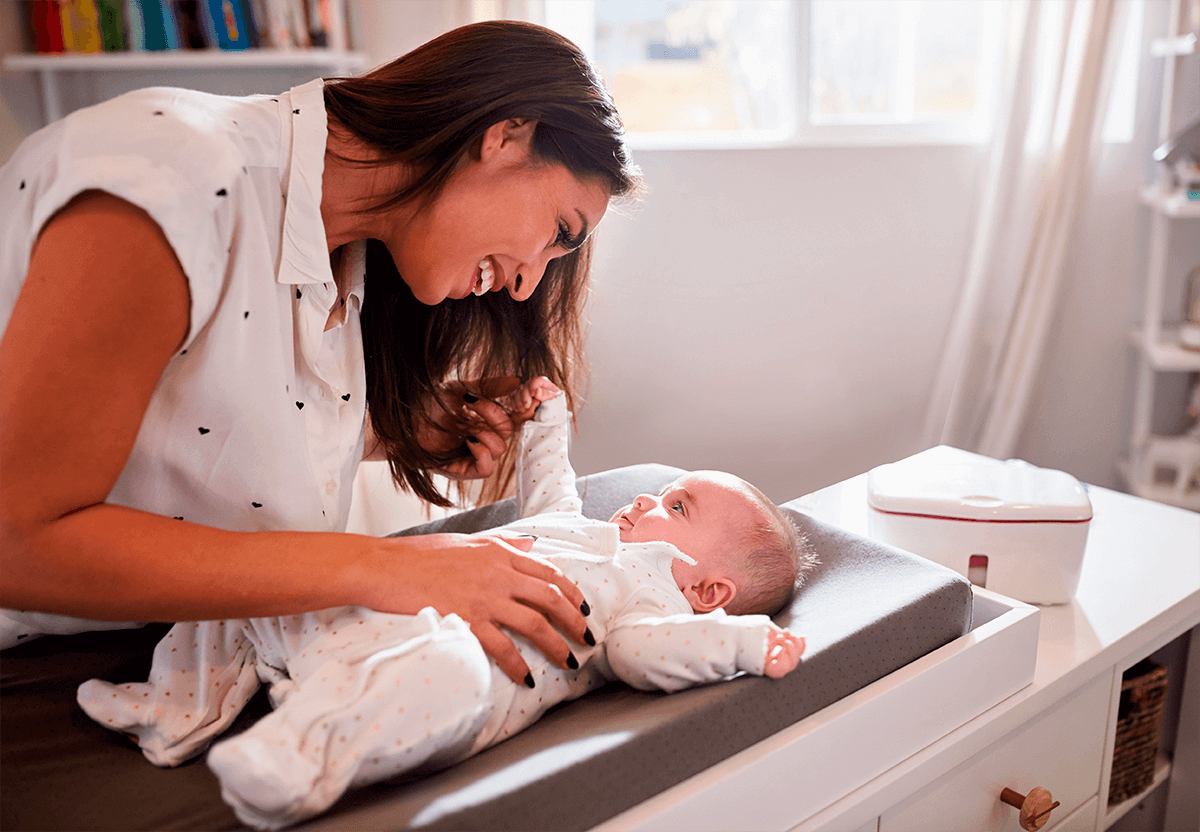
[880,673,1111,832]
[1052,797,1102,832]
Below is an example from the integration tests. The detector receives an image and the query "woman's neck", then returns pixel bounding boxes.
[321,127,412,253]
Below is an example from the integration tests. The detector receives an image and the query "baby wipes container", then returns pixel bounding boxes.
[866,458,1092,605]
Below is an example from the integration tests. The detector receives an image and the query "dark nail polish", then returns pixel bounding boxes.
[566,652,579,670]
[580,600,591,617]
[463,392,479,403]
[466,435,479,444]
[583,627,595,647]
[524,672,535,689]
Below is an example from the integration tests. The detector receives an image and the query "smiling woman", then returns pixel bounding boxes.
[321,21,642,506]
[0,20,640,688]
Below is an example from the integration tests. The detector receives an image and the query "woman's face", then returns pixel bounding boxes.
[386,119,611,306]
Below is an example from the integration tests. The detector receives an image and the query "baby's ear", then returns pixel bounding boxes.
[683,575,737,613]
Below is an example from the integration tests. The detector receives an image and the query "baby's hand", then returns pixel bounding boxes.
[514,376,562,415]
[763,624,805,678]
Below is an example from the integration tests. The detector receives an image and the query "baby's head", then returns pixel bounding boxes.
[610,471,818,616]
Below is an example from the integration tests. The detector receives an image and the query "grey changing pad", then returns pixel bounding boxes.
[0,463,971,832]
[296,463,973,831]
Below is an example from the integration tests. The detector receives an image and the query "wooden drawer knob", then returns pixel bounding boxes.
[1001,786,1060,831]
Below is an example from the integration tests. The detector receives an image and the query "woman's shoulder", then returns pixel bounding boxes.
[57,87,274,188]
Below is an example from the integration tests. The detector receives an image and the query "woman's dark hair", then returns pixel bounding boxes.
[324,20,641,506]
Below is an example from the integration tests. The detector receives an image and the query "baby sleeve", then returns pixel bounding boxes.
[515,392,582,518]
[604,600,773,693]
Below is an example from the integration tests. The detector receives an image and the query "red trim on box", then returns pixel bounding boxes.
[869,506,1092,524]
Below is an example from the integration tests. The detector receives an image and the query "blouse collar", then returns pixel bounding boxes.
[278,79,332,287]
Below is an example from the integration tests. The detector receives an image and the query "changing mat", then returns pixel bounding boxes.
[0,464,971,832]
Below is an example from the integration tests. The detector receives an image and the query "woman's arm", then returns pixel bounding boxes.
[0,192,586,684]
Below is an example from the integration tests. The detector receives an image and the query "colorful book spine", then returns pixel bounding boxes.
[172,0,212,49]
[122,0,144,50]
[279,0,310,48]
[60,0,103,52]
[162,0,181,48]
[313,0,346,50]
[28,1,66,53]
[200,0,251,50]
[95,0,126,50]
[244,0,275,48]
[127,0,171,50]
[26,0,346,53]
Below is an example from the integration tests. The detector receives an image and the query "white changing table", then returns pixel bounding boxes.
[597,446,1200,832]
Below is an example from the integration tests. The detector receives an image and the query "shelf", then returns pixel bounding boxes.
[1127,328,1200,371]
[1103,751,1172,830]
[3,48,371,123]
[1139,184,1200,218]
[3,49,369,73]
[1118,454,1200,512]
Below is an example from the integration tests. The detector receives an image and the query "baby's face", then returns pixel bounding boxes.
[610,471,764,586]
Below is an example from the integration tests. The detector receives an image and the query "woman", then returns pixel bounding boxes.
[0,21,641,686]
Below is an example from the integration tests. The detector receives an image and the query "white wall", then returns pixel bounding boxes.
[0,2,39,161]
[573,144,984,502]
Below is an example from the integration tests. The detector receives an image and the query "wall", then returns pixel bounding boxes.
[573,144,983,501]
[0,1,38,161]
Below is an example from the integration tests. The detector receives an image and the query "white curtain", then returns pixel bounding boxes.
[921,0,1123,457]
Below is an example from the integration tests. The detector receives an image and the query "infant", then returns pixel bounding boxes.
[79,379,817,830]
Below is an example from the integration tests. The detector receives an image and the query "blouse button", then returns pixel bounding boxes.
[325,480,337,495]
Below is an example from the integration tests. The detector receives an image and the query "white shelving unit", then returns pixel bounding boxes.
[1121,1,1200,512]
[3,48,370,123]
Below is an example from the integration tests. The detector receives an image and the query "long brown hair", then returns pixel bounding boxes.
[324,21,641,507]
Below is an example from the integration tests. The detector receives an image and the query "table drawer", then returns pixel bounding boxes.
[881,672,1110,832]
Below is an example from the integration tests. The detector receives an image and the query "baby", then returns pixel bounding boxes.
[78,379,817,830]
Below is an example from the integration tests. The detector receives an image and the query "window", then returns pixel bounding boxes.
[476,0,1011,147]
[584,0,795,146]
[805,0,1006,143]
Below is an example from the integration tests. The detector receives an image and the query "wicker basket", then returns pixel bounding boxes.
[1108,659,1169,805]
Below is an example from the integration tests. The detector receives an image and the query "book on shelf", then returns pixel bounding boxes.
[28,1,66,54]
[96,0,128,50]
[198,0,253,50]
[23,0,349,54]
[59,0,102,53]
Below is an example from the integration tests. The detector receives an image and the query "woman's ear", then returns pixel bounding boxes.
[477,118,537,164]
[681,575,737,614]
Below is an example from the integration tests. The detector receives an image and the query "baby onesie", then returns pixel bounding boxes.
[78,394,777,830]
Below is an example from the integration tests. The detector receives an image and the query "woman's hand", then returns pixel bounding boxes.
[367,532,591,686]
[416,376,550,480]
[763,625,805,678]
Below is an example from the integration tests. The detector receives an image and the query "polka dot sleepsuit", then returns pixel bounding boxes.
[77,394,779,830]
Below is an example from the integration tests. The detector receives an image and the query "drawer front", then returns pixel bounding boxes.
[881,673,1110,832]
[1046,796,1098,832]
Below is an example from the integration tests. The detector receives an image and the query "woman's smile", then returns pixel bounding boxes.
[472,257,496,296]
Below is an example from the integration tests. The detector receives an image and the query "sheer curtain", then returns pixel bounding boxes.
[921,0,1124,457]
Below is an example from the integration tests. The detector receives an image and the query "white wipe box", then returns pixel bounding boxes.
[866,458,1092,605]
